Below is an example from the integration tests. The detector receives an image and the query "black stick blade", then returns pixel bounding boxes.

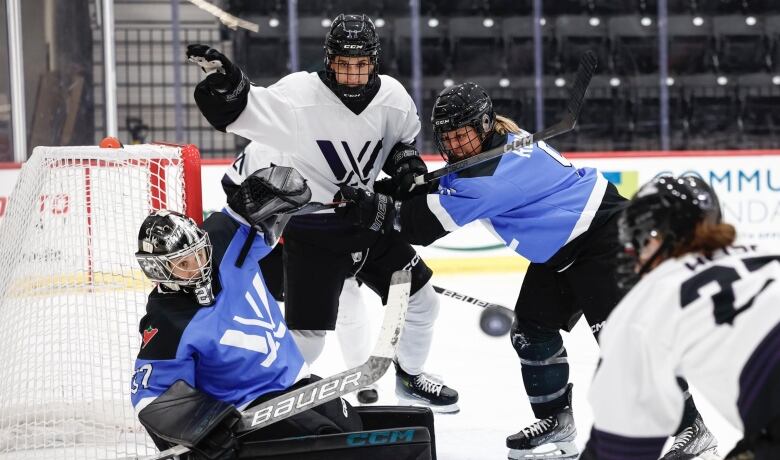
[567,50,598,125]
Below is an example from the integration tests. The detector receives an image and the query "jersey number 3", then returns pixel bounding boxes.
[680,255,778,325]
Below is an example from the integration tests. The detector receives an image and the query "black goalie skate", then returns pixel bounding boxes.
[661,415,720,460]
[394,362,459,413]
[507,400,578,459]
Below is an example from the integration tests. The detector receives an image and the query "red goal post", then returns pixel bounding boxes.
[0,141,202,458]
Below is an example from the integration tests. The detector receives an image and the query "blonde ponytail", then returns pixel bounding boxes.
[494,114,523,136]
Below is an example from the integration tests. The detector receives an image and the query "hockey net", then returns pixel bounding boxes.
[0,143,203,459]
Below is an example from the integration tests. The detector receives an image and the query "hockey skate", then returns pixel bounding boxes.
[506,406,578,459]
[394,362,459,414]
[356,384,379,405]
[661,415,721,460]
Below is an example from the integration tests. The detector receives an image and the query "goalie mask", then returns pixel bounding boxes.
[135,210,214,305]
[431,82,495,163]
[616,175,722,293]
[323,14,380,102]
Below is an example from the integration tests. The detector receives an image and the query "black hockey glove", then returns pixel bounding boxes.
[335,185,396,234]
[372,177,396,196]
[382,143,428,200]
[187,44,249,132]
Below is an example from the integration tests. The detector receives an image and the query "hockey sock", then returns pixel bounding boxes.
[290,329,327,364]
[512,323,570,419]
[674,377,701,435]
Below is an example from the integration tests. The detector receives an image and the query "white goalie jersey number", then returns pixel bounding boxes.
[131,364,153,394]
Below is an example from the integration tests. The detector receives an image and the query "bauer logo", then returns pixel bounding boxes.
[250,371,363,427]
[601,171,639,200]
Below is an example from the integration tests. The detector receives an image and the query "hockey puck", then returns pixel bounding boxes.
[479,305,513,337]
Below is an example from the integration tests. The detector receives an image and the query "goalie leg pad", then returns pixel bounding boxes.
[356,406,436,459]
[240,375,363,442]
[238,427,433,460]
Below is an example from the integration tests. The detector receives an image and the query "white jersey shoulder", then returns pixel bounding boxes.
[592,246,780,438]
[226,72,421,205]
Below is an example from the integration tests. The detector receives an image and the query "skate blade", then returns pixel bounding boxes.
[694,447,722,460]
[508,441,578,459]
[395,395,460,414]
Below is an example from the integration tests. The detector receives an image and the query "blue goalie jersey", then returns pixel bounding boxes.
[430,135,610,263]
[130,210,308,414]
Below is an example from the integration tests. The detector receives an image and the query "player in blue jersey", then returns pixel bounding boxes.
[131,166,363,459]
[336,82,716,459]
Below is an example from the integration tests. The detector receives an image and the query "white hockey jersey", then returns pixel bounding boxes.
[589,245,780,451]
[223,72,420,206]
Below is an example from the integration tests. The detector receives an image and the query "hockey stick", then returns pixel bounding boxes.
[433,285,515,337]
[287,200,347,215]
[433,285,513,316]
[137,270,411,460]
[411,50,597,189]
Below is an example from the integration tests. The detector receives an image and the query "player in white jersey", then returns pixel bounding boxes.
[582,175,780,460]
[337,83,715,459]
[186,14,458,412]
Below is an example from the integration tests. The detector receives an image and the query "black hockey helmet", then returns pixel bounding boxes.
[616,175,722,292]
[323,14,380,101]
[431,82,496,162]
[135,210,214,305]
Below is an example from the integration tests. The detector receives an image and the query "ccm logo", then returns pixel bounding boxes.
[250,371,362,426]
[342,44,364,49]
[434,119,450,125]
[346,429,417,446]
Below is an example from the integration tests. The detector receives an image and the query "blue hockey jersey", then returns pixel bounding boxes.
[420,135,610,263]
[130,210,308,415]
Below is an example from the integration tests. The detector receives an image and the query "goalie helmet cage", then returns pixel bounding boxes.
[0,142,203,459]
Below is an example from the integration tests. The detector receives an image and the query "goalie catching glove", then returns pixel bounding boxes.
[227,165,312,246]
[186,44,250,132]
[335,185,397,234]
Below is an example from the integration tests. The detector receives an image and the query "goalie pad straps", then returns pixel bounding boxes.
[138,380,241,460]
[227,165,312,246]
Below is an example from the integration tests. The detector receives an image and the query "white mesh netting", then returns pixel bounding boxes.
[0,144,197,459]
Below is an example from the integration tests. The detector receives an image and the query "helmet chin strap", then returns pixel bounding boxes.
[193,283,215,306]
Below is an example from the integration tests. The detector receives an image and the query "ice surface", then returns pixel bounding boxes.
[310,273,743,460]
